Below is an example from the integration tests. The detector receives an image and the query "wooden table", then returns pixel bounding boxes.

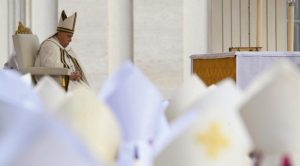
[190,52,236,86]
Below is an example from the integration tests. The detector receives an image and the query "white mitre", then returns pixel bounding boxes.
[165,74,207,122]
[57,10,77,34]
[240,61,300,165]
[154,80,251,166]
[20,73,33,86]
[55,87,121,165]
[34,76,66,112]
[0,70,43,112]
[0,101,98,166]
[155,80,252,166]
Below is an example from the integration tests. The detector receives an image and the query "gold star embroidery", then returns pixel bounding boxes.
[196,122,229,158]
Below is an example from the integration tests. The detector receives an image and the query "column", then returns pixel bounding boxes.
[24,0,32,27]
[183,0,209,80]
[108,0,133,74]
[0,0,9,67]
[31,0,58,41]
[256,0,263,47]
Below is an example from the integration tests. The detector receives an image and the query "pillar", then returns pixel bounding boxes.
[108,0,133,74]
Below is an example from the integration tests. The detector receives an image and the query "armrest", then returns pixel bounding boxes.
[19,67,71,76]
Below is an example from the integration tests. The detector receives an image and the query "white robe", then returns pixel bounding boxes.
[34,36,89,91]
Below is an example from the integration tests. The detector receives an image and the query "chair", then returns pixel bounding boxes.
[12,34,70,90]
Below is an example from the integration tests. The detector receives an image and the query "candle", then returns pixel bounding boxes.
[287,0,295,51]
[256,0,263,47]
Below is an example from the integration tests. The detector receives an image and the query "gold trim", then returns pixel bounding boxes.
[59,49,71,91]
[60,49,70,69]
[66,52,83,81]
[15,21,32,34]
[59,75,70,91]
[57,27,74,33]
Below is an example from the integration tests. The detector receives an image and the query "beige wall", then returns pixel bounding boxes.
[134,0,183,97]
[31,0,58,42]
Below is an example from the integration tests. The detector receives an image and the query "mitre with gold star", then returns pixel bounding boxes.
[154,80,252,166]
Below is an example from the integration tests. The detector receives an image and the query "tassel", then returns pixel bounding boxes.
[281,154,292,166]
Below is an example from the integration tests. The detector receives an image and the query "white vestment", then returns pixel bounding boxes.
[35,36,89,91]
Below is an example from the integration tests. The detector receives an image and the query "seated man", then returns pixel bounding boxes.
[35,10,89,91]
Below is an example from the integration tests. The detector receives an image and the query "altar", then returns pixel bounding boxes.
[191,52,236,86]
[191,52,300,90]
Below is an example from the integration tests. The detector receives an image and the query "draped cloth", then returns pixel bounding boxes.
[236,52,300,90]
[34,36,89,91]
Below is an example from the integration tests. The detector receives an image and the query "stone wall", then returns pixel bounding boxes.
[59,0,183,98]
[134,0,183,98]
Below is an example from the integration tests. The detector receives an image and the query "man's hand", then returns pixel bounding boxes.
[70,71,81,81]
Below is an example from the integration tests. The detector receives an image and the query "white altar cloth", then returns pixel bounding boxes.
[236,52,300,90]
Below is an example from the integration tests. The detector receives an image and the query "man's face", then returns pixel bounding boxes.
[57,32,73,48]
